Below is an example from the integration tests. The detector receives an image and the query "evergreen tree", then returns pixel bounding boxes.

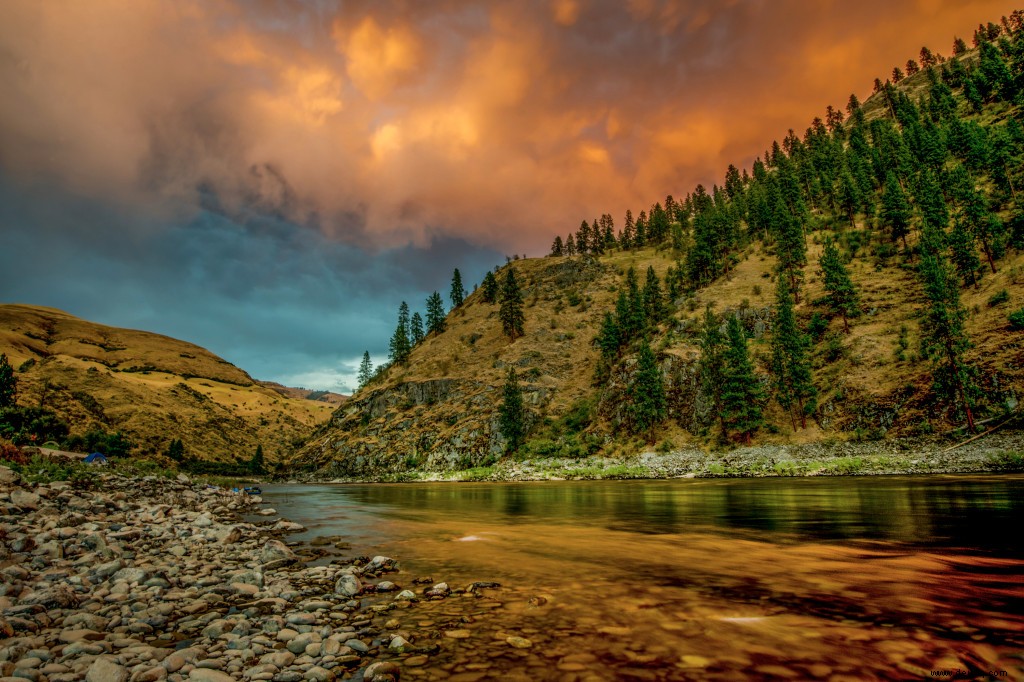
[499,267,525,341]
[769,276,817,429]
[426,292,447,335]
[481,272,499,303]
[721,315,764,444]
[550,235,564,256]
[388,302,412,365]
[248,444,265,475]
[0,354,16,408]
[566,233,577,257]
[642,265,665,324]
[449,269,466,309]
[627,340,666,439]
[622,210,635,249]
[596,312,620,363]
[498,367,526,453]
[357,351,373,389]
[915,167,950,235]
[410,312,425,345]
[774,200,807,301]
[918,231,980,430]
[697,307,726,435]
[948,220,980,286]
[166,438,184,462]
[819,238,860,332]
[882,171,913,248]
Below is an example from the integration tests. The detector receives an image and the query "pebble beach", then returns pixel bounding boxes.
[0,467,512,682]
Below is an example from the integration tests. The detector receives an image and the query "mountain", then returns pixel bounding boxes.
[294,26,1024,479]
[0,304,337,464]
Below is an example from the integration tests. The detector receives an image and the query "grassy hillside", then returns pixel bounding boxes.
[0,304,338,464]
[294,27,1024,478]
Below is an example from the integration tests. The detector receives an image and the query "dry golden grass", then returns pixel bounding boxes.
[0,304,336,463]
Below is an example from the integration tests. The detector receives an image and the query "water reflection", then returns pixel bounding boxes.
[272,476,1024,553]
[264,476,1024,680]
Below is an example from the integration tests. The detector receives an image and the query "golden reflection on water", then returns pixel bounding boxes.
[268,477,1024,680]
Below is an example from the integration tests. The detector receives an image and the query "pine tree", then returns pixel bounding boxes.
[918,230,979,430]
[499,267,525,341]
[0,353,16,408]
[774,201,807,301]
[697,306,726,435]
[948,220,980,286]
[550,235,564,257]
[819,238,860,332]
[248,444,265,474]
[426,292,447,335]
[410,312,425,345]
[388,302,412,365]
[357,351,373,389]
[166,438,184,462]
[915,168,949,233]
[450,269,466,309]
[481,272,499,303]
[596,312,620,363]
[721,315,764,444]
[566,233,577,257]
[628,340,666,440]
[769,276,817,429]
[498,367,526,453]
[642,266,665,324]
[882,171,913,248]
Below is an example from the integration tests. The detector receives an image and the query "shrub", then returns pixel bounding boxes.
[0,406,70,445]
[987,289,1010,307]
[1009,308,1024,330]
[807,312,829,340]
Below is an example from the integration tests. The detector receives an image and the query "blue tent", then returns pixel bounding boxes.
[84,452,108,464]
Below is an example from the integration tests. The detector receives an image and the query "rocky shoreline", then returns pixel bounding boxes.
[0,467,506,682]
[313,430,1024,482]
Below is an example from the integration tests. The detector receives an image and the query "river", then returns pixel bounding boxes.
[263,475,1024,681]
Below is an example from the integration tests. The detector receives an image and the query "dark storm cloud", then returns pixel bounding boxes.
[0,177,501,391]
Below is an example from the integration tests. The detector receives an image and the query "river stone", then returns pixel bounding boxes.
[304,666,334,681]
[388,636,411,652]
[334,574,361,597]
[393,590,416,601]
[375,581,397,592]
[260,540,298,569]
[342,639,366,654]
[363,661,400,680]
[506,636,533,649]
[425,582,449,598]
[187,670,234,682]
[286,633,320,655]
[86,657,129,682]
[10,490,40,510]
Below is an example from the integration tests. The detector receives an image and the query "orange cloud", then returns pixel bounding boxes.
[335,16,423,101]
[0,0,1020,255]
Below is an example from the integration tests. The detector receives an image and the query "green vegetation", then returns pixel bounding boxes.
[388,301,412,365]
[498,367,526,452]
[499,267,525,340]
[0,354,15,408]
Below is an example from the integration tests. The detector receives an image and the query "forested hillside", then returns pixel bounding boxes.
[294,17,1024,478]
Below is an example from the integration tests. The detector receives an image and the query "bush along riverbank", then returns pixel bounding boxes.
[0,467,507,682]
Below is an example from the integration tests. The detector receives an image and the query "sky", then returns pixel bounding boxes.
[0,0,1018,393]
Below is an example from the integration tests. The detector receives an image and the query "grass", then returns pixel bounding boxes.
[987,451,1024,471]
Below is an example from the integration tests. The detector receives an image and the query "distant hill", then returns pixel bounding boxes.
[0,304,336,463]
[294,25,1024,478]
[259,382,347,405]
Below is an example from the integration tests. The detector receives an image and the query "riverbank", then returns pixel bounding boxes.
[316,430,1024,483]
[0,466,509,682]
